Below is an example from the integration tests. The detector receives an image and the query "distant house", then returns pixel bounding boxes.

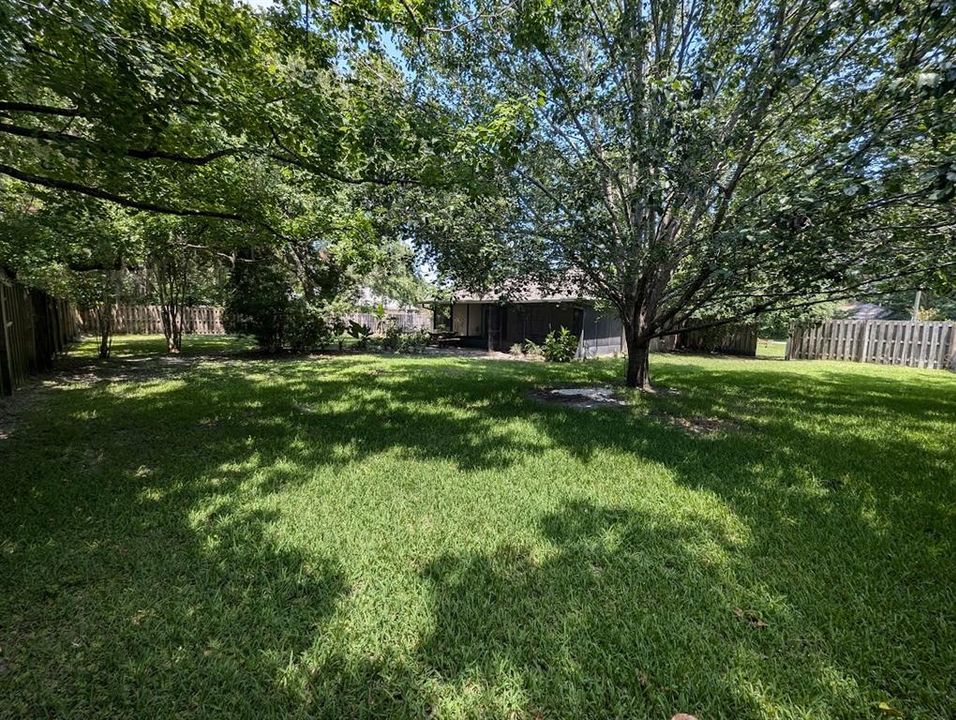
[355,287,420,312]
[836,302,901,321]
[430,288,756,358]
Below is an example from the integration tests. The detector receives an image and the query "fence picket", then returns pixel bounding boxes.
[788,319,955,371]
[78,306,434,337]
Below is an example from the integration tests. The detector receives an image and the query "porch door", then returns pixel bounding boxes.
[486,305,501,351]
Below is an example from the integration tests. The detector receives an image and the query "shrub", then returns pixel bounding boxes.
[330,316,349,351]
[541,326,578,362]
[348,320,373,348]
[376,318,430,354]
[284,301,332,352]
[523,340,543,358]
[380,317,403,350]
[223,256,293,352]
[397,328,430,354]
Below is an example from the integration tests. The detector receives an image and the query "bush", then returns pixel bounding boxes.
[348,320,373,348]
[223,256,293,352]
[397,328,430,354]
[508,341,543,359]
[284,301,332,352]
[541,326,578,362]
[523,340,543,358]
[222,250,349,353]
[379,317,403,350]
[376,318,430,354]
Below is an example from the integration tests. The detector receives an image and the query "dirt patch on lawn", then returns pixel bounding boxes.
[0,381,48,442]
[529,386,629,410]
[652,411,740,436]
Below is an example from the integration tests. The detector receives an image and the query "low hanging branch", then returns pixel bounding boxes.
[0,162,246,222]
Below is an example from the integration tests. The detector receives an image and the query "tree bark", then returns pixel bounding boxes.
[624,327,652,390]
[154,251,187,353]
[96,299,113,360]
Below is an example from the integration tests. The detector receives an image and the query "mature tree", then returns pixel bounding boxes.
[368,0,956,387]
[2,0,447,356]
[0,187,144,357]
[0,0,447,222]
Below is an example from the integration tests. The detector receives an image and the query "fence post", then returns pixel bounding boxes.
[947,324,956,371]
[0,283,11,395]
[859,321,871,363]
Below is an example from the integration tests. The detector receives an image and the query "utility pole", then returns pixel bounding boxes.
[912,289,922,321]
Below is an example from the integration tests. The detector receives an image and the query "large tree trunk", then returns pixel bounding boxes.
[623,287,660,390]
[624,327,652,390]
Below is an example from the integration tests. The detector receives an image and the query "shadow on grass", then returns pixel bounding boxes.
[1,339,954,717]
[1,369,347,716]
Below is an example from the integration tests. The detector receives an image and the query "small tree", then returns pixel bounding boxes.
[71,265,131,360]
[143,218,214,353]
[222,243,348,353]
[223,249,295,352]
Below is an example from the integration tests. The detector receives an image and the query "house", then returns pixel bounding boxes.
[430,289,757,358]
[835,302,901,321]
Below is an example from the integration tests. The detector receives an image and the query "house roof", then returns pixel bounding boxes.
[448,281,588,304]
[836,302,899,321]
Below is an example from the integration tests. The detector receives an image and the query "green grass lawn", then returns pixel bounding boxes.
[2,336,954,719]
[756,338,788,359]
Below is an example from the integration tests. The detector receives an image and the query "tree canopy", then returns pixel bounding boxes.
[360,0,955,386]
[0,0,441,354]
[1,0,953,383]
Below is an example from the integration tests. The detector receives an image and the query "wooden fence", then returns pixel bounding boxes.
[77,305,432,337]
[786,319,956,370]
[1,269,78,396]
[652,324,758,356]
[345,310,432,333]
[78,305,225,335]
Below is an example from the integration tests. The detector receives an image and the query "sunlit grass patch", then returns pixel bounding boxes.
[1,336,954,719]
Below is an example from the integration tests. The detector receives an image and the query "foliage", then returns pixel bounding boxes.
[285,301,334,353]
[369,0,956,387]
[540,326,578,362]
[347,320,373,348]
[867,287,956,321]
[0,0,441,223]
[222,250,295,352]
[757,302,843,339]
[0,0,439,331]
[378,316,405,350]
[397,328,431,354]
[3,335,954,718]
[377,318,431,353]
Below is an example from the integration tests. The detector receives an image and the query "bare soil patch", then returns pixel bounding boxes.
[529,386,628,409]
[651,411,741,436]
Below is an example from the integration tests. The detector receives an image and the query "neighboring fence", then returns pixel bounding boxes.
[652,324,758,356]
[786,319,956,370]
[78,305,225,335]
[77,305,433,337]
[343,311,432,333]
[1,269,78,396]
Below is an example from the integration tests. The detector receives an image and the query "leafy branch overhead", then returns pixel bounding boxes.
[0,0,444,229]
[1,0,953,388]
[353,0,956,386]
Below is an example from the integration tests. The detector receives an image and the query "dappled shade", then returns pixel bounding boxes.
[1,337,954,718]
